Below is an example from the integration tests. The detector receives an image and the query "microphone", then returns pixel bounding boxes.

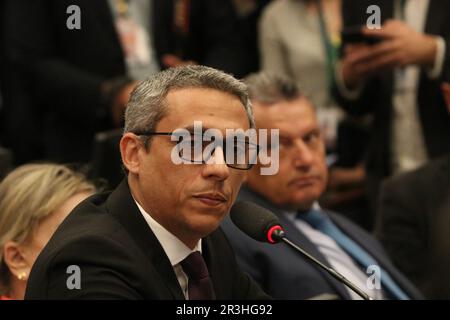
[230,201,372,300]
[229,201,285,244]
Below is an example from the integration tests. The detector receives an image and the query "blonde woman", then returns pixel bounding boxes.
[0,164,96,300]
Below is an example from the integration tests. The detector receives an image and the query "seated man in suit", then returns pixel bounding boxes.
[376,153,450,299]
[25,65,269,300]
[376,83,450,299]
[222,72,422,300]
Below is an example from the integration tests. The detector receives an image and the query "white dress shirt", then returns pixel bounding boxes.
[134,200,201,299]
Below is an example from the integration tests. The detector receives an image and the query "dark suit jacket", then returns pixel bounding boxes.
[221,187,423,300]
[25,180,269,300]
[376,154,450,299]
[335,0,450,179]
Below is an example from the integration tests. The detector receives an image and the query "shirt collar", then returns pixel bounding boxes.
[284,201,322,221]
[134,200,202,266]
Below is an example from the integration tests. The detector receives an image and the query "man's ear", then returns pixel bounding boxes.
[120,133,144,174]
[3,241,31,281]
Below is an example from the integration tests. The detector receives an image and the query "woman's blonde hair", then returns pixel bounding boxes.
[0,164,96,293]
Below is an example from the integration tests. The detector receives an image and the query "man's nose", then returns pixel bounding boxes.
[292,139,314,169]
[201,146,230,181]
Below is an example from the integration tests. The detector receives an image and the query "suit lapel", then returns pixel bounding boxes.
[106,180,185,299]
[329,213,391,269]
[238,187,352,299]
[328,211,422,298]
[278,214,352,299]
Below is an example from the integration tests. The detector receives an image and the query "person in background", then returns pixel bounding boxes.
[232,0,273,76]
[156,0,271,78]
[4,0,160,163]
[376,86,450,299]
[259,0,371,230]
[335,0,450,222]
[0,164,96,299]
[260,0,344,150]
[221,72,422,300]
[376,153,450,299]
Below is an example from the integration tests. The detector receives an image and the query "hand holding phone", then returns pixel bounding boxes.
[341,26,382,45]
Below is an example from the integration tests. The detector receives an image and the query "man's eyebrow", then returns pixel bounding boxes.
[181,125,212,134]
[277,128,320,140]
[302,128,321,138]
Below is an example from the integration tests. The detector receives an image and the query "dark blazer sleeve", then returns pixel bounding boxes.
[26,235,143,299]
[375,175,428,293]
[427,1,450,84]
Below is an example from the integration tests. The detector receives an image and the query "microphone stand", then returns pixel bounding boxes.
[273,230,373,300]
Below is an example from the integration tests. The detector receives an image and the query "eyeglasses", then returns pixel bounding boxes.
[134,131,260,170]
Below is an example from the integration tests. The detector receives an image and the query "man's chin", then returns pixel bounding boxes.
[189,217,224,239]
[188,203,228,226]
[290,194,319,211]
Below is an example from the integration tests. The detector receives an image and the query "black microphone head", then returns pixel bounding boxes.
[230,201,285,244]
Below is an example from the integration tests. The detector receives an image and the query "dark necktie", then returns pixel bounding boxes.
[297,209,409,300]
[180,251,216,300]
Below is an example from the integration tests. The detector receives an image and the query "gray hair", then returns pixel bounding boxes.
[124,65,255,136]
[243,72,301,104]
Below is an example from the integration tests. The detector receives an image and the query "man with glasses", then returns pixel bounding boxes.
[221,72,422,300]
[25,65,269,300]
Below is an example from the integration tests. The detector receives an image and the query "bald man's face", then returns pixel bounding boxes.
[246,97,328,211]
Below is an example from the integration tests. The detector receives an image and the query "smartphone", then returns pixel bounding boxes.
[341,26,382,45]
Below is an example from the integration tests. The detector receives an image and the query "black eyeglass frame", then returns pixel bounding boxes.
[133,131,260,170]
